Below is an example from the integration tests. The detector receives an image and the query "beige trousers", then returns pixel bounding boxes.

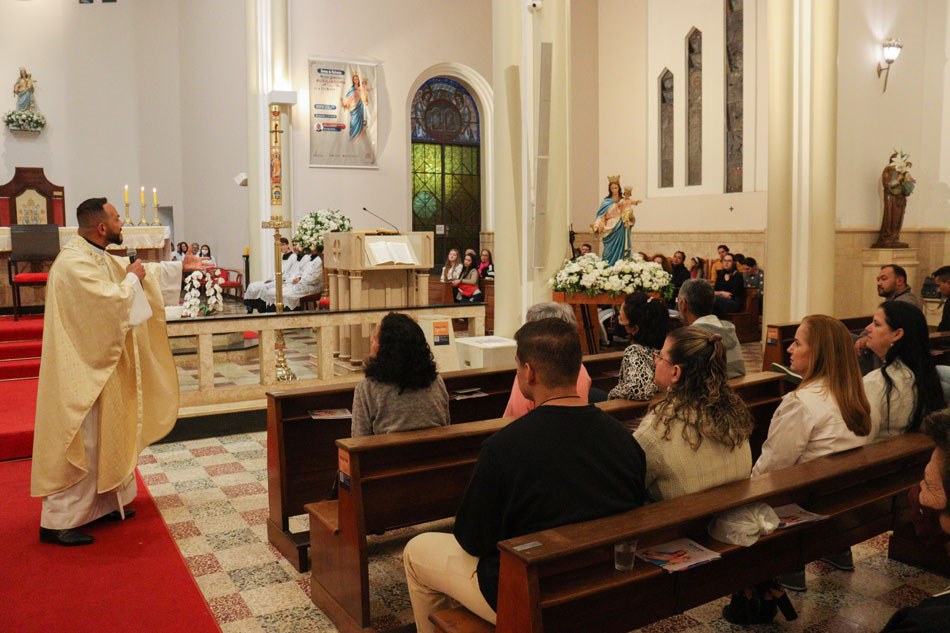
[403,532,497,633]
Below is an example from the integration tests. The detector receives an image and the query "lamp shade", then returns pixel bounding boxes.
[883,38,903,64]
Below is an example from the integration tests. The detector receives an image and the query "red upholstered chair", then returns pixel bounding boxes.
[215,269,244,298]
[8,224,60,320]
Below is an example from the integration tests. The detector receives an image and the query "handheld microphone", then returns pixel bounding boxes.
[362,207,400,234]
[128,248,137,263]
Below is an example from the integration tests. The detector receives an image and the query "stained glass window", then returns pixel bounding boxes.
[411,78,479,145]
[659,69,674,188]
[411,77,481,269]
[687,29,702,186]
[725,0,743,192]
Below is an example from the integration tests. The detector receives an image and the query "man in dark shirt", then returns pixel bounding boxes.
[934,266,950,333]
[403,318,646,632]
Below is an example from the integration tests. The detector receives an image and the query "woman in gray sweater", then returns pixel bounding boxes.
[351,312,449,437]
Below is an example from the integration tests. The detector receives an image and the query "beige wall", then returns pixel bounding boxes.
[286,0,492,234]
[0,0,248,271]
[836,0,950,229]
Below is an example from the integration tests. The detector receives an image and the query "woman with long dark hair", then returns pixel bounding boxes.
[863,301,946,438]
[453,252,482,302]
[634,326,753,502]
[608,293,669,401]
[351,313,449,436]
[713,253,745,315]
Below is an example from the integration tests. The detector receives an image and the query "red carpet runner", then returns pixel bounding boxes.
[0,460,221,633]
[0,315,42,461]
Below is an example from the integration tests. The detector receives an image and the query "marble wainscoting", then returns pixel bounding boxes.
[569,230,767,266]
[834,228,950,318]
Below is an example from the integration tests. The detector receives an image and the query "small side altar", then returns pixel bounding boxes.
[553,291,661,355]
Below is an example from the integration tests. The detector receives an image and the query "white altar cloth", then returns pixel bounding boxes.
[0,226,170,252]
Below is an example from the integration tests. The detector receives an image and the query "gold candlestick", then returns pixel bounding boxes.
[139,202,148,226]
[124,201,131,225]
[151,203,161,226]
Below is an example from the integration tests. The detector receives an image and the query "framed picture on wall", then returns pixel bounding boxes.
[308,56,379,169]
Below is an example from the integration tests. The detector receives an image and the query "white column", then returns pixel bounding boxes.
[245,0,292,284]
[764,0,838,325]
[491,0,526,337]
[491,0,572,336]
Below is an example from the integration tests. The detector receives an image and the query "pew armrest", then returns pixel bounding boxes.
[305,500,340,535]
[430,607,494,633]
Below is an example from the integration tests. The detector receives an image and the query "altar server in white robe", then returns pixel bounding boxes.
[264,245,324,310]
[31,197,213,546]
[244,237,302,311]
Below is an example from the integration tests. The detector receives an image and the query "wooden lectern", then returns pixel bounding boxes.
[323,231,434,365]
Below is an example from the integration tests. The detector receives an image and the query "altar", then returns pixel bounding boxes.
[0,226,170,310]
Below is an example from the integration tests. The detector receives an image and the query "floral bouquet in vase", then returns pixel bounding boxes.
[550,253,673,299]
[181,270,224,317]
[293,209,353,252]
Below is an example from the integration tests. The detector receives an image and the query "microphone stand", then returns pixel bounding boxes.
[362,207,400,234]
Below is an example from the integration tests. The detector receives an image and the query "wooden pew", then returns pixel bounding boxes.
[430,433,933,633]
[764,316,950,371]
[724,288,761,343]
[303,373,788,631]
[266,352,624,571]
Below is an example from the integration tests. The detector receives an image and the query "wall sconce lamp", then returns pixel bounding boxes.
[877,38,903,93]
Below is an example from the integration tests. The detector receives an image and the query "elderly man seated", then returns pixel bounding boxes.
[676,279,746,379]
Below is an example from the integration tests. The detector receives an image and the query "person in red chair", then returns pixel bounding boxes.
[31,197,213,546]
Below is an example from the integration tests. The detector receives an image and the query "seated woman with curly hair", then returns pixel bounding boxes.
[351,312,449,437]
[634,326,754,502]
[608,293,669,401]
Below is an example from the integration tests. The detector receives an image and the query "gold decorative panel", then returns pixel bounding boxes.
[16,189,47,225]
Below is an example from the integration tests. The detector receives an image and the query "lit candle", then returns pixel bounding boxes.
[140,186,145,205]
[244,246,249,256]
[153,188,158,207]
[124,185,129,204]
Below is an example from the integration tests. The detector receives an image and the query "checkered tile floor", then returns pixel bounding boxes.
[138,435,949,633]
[141,336,948,632]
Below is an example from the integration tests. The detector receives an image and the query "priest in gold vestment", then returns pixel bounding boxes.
[31,197,211,545]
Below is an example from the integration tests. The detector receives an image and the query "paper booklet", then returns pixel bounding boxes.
[309,408,352,420]
[450,388,488,400]
[636,538,722,572]
[773,503,828,529]
[365,240,419,266]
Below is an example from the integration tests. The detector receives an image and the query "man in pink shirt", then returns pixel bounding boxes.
[503,302,592,417]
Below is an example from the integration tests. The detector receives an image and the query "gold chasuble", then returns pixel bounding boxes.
[31,236,179,498]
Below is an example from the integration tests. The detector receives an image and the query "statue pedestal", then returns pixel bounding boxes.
[860,247,919,315]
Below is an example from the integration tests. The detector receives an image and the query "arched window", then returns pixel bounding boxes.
[725,0,743,192]
[659,69,674,188]
[410,77,481,270]
[687,28,702,186]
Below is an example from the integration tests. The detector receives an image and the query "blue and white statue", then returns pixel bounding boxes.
[13,68,35,111]
[591,175,639,265]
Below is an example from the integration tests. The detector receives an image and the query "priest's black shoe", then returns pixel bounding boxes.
[104,507,136,521]
[39,527,95,546]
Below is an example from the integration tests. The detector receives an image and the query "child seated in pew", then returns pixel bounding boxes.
[502,302,592,418]
[862,301,947,439]
[403,318,646,633]
[608,292,668,401]
[634,326,754,502]
[351,312,449,437]
[725,315,873,620]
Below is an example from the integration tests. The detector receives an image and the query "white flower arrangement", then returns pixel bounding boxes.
[550,253,673,299]
[293,209,353,252]
[181,270,223,317]
[888,149,916,197]
[4,108,46,131]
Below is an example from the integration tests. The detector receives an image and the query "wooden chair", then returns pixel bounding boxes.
[7,224,60,320]
[215,268,244,298]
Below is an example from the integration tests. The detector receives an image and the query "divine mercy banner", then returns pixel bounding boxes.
[308,57,378,168]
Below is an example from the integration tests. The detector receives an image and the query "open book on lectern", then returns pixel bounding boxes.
[364,237,420,266]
